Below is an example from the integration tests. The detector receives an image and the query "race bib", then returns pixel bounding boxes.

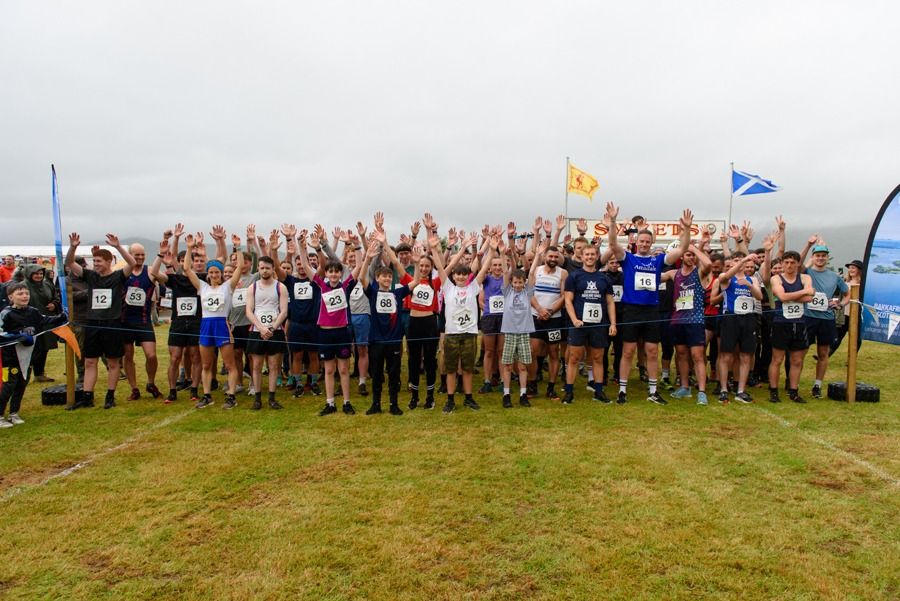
[91,288,112,310]
[547,329,562,343]
[293,282,312,300]
[203,291,225,313]
[488,295,504,313]
[232,287,248,307]
[376,292,397,314]
[612,285,623,303]
[160,291,172,309]
[125,286,146,307]
[807,292,828,312]
[675,291,694,311]
[322,287,348,313]
[350,285,365,301]
[782,301,803,320]
[176,297,197,317]
[582,302,603,324]
[452,308,475,330]
[734,296,754,315]
[256,309,278,327]
[634,272,656,292]
[412,284,434,307]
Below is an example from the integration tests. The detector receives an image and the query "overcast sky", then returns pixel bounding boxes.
[2,1,899,246]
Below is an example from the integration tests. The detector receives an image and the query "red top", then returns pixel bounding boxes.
[405,276,441,313]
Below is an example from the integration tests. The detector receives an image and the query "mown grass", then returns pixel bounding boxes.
[0,326,897,600]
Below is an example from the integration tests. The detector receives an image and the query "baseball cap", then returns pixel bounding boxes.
[812,244,829,254]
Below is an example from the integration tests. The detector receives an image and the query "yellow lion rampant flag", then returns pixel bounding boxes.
[568,163,599,200]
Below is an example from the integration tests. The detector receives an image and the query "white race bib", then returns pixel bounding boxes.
[322,287,348,313]
[412,284,434,307]
[256,309,278,327]
[350,285,365,300]
[232,287,248,307]
[582,302,603,323]
[91,288,112,310]
[782,301,803,320]
[203,291,225,313]
[293,282,312,300]
[734,296,754,315]
[807,292,828,312]
[612,285,623,302]
[452,308,475,329]
[634,272,656,292]
[675,291,694,311]
[125,286,146,307]
[375,292,397,314]
[488,295,504,313]
[160,291,172,309]
[176,297,197,316]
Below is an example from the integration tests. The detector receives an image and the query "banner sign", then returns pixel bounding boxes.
[861,184,900,344]
[568,219,726,249]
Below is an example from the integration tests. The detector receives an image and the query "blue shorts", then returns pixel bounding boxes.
[567,323,609,349]
[670,322,706,347]
[288,321,318,353]
[199,317,233,348]
[350,314,371,346]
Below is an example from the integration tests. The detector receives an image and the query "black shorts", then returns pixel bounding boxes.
[771,321,809,352]
[287,321,318,353]
[83,320,125,359]
[481,314,503,336]
[530,316,565,343]
[168,318,200,347]
[659,312,674,348]
[704,314,721,335]
[246,330,287,356]
[805,317,837,347]
[719,314,757,354]
[567,323,609,349]
[121,322,156,345]
[318,326,352,361]
[620,304,661,344]
[231,324,251,350]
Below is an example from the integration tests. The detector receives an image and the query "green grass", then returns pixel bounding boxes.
[0,327,898,600]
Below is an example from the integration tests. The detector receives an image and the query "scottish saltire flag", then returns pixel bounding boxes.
[732,168,781,196]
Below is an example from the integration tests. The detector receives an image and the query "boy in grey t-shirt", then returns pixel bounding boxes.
[500,238,547,408]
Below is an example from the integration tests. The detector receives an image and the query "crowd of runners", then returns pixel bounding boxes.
[0,206,864,425]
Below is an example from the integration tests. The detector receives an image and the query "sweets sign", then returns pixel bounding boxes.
[568,219,727,248]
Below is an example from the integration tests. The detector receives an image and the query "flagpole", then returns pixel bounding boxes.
[565,156,570,223]
[728,161,734,227]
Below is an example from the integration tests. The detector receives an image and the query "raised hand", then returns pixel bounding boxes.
[314,224,326,242]
[576,217,587,235]
[184,233,195,248]
[374,229,387,244]
[269,229,280,248]
[174,223,185,237]
[399,233,411,245]
[281,223,296,239]
[194,232,205,247]
[106,233,123,247]
[728,224,741,239]
[163,229,173,241]
[808,234,819,245]
[374,211,385,232]
[489,235,500,251]
[534,216,543,232]
[297,230,308,249]
[69,232,81,247]
[680,209,694,230]
[482,224,491,238]
[367,240,381,258]
[246,224,256,240]
[538,236,550,254]
[159,237,169,254]
[356,221,367,240]
[210,225,226,240]
[556,214,567,231]
[257,236,268,253]
[465,233,477,249]
[340,229,352,244]
[507,221,516,238]
[775,215,785,231]
[543,218,552,236]
[605,202,620,221]
[411,221,421,237]
[231,233,241,246]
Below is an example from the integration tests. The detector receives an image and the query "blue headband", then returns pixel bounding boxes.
[206,260,224,272]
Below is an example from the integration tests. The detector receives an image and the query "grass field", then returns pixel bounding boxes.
[0,326,898,600]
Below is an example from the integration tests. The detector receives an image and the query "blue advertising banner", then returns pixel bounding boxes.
[861,184,900,344]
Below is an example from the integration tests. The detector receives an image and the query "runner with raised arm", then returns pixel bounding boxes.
[607,203,693,405]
